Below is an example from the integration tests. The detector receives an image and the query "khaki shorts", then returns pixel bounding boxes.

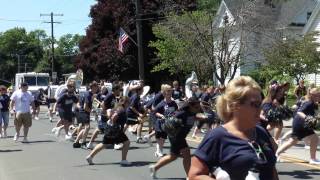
[15,112,32,128]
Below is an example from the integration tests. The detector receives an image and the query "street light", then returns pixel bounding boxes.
[16,41,26,73]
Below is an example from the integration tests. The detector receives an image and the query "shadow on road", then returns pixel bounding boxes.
[0,149,23,152]
[21,140,56,144]
[156,178,186,180]
[278,168,320,179]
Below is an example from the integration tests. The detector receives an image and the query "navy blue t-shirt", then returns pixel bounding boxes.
[126,93,142,118]
[192,92,202,100]
[152,92,164,108]
[155,100,178,131]
[174,109,197,137]
[79,91,94,113]
[172,88,183,100]
[293,100,318,129]
[201,93,212,103]
[297,100,317,116]
[155,100,178,117]
[194,126,276,180]
[103,92,116,110]
[57,93,78,112]
[261,102,272,115]
[0,94,10,112]
[114,108,127,130]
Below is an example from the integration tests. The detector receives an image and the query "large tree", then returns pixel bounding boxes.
[0,28,46,81]
[75,0,196,84]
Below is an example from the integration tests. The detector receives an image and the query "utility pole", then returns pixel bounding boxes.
[135,0,144,80]
[40,12,63,81]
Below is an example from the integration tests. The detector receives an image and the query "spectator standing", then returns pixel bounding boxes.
[0,85,10,138]
[10,82,36,142]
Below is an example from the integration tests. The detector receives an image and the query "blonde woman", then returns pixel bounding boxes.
[276,88,320,165]
[189,76,278,180]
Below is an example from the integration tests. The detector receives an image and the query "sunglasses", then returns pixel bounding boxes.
[248,141,267,163]
[243,100,262,109]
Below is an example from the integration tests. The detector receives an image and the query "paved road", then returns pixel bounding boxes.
[0,107,319,180]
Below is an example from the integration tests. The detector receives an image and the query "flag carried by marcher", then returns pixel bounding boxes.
[118,28,129,53]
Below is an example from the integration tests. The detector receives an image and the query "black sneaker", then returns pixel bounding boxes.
[73,142,81,148]
[81,142,87,149]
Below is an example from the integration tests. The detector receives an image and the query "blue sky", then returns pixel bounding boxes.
[0,0,96,38]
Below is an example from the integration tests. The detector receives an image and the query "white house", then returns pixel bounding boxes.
[215,0,320,85]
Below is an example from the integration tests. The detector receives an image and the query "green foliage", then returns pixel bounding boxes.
[262,32,320,82]
[0,27,82,81]
[150,9,216,84]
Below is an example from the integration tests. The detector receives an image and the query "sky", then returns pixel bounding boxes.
[0,0,96,38]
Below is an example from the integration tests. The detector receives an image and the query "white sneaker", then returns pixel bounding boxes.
[114,143,123,150]
[35,116,39,120]
[13,133,19,142]
[86,142,94,149]
[120,160,131,166]
[154,151,164,158]
[143,135,153,146]
[309,159,320,165]
[0,133,2,138]
[86,156,94,165]
[55,127,62,137]
[49,117,53,122]
[3,131,7,138]
[22,138,28,143]
[149,165,157,179]
[51,127,57,133]
[65,135,74,141]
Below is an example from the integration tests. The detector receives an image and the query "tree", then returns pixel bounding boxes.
[75,0,196,84]
[54,34,83,77]
[0,28,48,81]
[262,32,320,83]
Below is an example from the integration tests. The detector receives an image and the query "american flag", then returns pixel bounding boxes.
[118,28,129,53]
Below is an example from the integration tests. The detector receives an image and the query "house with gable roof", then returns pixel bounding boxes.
[214,0,320,85]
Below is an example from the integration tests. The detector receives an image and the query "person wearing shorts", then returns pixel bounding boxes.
[10,82,36,142]
[149,97,202,178]
[86,84,122,149]
[57,81,78,140]
[73,81,99,148]
[154,84,178,157]
[276,87,320,165]
[86,96,131,166]
[0,85,10,138]
[125,86,146,143]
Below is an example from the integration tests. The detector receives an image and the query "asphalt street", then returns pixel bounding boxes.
[0,106,319,180]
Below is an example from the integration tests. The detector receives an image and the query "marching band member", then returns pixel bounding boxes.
[149,97,202,179]
[276,88,320,165]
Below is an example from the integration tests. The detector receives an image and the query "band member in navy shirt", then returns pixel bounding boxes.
[172,80,184,101]
[126,86,146,143]
[276,88,320,165]
[57,81,78,140]
[86,84,121,149]
[73,81,99,148]
[150,97,202,179]
[86,96,131,166]
[154,85,178,157]
[189,76,278,180]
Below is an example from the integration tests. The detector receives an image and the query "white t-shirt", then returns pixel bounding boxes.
[10,90,34,113]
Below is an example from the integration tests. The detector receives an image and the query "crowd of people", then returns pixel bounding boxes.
[1,76,320,180]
